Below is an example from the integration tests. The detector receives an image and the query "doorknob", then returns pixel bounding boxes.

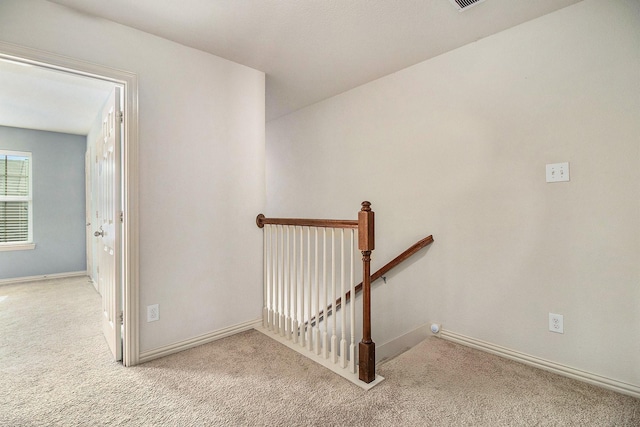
[94,228,105,237]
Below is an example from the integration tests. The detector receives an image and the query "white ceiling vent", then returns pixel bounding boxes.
[449,0,487,12]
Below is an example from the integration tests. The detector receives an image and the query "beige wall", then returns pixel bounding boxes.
[267,0,640,386]
[0,0,265,353]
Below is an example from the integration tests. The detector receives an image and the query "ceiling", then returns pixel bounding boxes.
[1,0,582,135]
[0,58,115,135]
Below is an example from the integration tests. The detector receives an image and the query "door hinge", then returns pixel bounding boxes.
[118,111,124,124]
[120,211,124,223]
[119,311,124,325]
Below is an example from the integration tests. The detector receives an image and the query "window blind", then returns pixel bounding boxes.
[0,153,31,243]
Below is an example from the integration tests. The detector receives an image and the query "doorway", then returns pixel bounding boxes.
[0,41,139,366]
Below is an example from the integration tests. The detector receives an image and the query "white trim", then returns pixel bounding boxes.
[0,243,35,252]
[0,41,140,367]
[139,319,262,364]
[0,271,87,286]
[255,326,385,390]
[377,323,432,364]
[440,329,640,399]
[0,149,31,157]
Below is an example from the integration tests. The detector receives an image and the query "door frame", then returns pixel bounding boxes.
[0,41,140,367]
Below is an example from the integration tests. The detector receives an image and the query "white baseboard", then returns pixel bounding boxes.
[0,271,88,286]
[377,324,432,364]
[138,318,262,364]
[440,329,640,399]
[254,325,384,390]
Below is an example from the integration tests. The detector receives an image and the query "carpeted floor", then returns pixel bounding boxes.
[1,276,638,426]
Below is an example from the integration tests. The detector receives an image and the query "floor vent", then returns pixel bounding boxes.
[449,0,487,12]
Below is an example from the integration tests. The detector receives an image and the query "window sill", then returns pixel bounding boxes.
[0,243,36,252]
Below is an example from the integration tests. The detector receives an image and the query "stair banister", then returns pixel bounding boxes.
[256,201,380,385]
[256,202,436,387]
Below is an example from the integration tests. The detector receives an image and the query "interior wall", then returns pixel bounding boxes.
[0,125,86,280]
[266,0,640,386]
[0,0,265,352]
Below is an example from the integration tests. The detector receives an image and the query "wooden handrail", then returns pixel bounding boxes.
[308,235,434,327]
[256,214,358,229]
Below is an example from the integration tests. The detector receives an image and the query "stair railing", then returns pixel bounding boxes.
[308,235,434,327]
[256,201,378,384]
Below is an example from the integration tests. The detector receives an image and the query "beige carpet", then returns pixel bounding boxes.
[1,276,638,426]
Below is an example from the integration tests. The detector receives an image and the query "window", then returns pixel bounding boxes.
[0,150,33,250]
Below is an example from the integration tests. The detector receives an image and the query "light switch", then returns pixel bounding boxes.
[546,162,570,183]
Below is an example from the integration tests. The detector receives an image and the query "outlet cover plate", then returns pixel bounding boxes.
[147,304,159,322]
[549,312,564,334]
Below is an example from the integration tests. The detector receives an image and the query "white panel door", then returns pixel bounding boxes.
[95,87,122,361]
[85,151,95,290]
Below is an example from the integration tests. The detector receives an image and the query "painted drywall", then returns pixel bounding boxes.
[0,0,265,352]
[0,126,86,279]
[266,0,640,387]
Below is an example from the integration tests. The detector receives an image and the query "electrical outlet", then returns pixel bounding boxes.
[549,313,563,334]
[147,304,159,322]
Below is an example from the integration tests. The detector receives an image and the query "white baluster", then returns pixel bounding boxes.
[340,228,347,368]
[273,225,279,334]
[263,225,269,329]
[322,228,329,359]
[284,226,290,339]
[279,226,284,335]
[299,227,306,348]
[350,229,356,373]
[292,226,298,344]
[314,227,321,355]
[271,225,277,331]
[278,225,285,336]
[307,226,312,351]
[331,228,337,364]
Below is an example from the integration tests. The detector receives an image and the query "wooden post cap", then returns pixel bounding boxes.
[358,202,374,251]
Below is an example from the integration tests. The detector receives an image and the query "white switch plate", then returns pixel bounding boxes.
[546,162,570,183]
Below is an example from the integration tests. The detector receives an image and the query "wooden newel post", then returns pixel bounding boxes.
[358,201,376,383]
